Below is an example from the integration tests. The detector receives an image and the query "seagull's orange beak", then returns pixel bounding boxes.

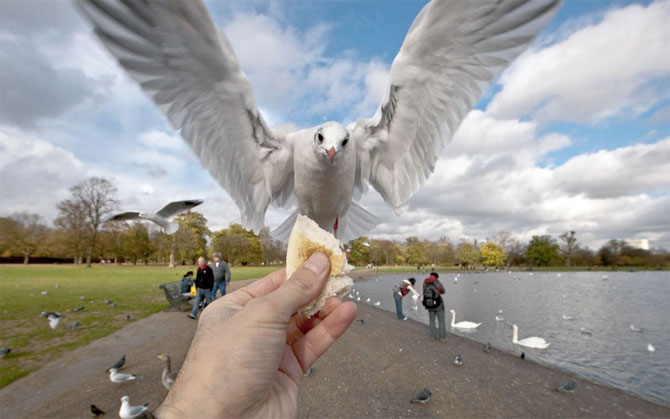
[327,146,337,162]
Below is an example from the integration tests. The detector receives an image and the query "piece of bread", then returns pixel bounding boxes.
[286,214,353,316]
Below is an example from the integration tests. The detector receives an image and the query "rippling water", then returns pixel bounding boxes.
[351,270,670,405]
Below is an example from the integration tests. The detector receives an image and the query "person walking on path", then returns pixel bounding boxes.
[392,278,420,320]
[189,257,214,319]
[422,272,447,341]
[210,253,232,300]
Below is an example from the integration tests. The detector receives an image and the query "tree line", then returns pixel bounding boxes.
[1,177,668,269]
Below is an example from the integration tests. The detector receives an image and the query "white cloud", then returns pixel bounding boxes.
[552,138,670,198]
[487,0,670,124]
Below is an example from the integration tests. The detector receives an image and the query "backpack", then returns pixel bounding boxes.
[422,283,442,310]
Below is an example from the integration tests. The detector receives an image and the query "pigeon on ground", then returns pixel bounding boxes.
[73,306,85,312]
[483,343,491,353]
[124,314,132,321]
[104,299,111,305]
[0,348,11,358]
[90,404,105,416]
[410,387,431,404]
[66,321,81,330]
[355,319,365,325]
[520,352,526,359]
[111,355,126,370]
[118,396,148,419]
[107,200,204,235]
[304,367,314,377]
[77,0,560,241]
[80,296,86,301]
[555,379,578,393]
[453,354,463,366]
[109,368,136,383]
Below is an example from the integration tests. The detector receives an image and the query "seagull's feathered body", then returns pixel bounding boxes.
[108,200,203,235]
[78,0,560,241]
[109,368,136,383]
[118,396,148,419]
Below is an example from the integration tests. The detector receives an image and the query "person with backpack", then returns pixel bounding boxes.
[392,278,420,320]
[422,272,447,341]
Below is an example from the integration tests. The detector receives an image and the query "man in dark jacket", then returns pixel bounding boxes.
[189,257,214,319]
[210,252,232,300]
[422,272,447,341]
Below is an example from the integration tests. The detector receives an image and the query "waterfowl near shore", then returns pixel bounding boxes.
[512,324,550,349]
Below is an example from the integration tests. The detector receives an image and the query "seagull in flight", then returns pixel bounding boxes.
[78,0,560,241]
[107,200,203,235]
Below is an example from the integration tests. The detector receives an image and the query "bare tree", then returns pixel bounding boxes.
[55,199,87,264]
[3,213,48,264]
[559,230,578,267]
[67,177,118,267]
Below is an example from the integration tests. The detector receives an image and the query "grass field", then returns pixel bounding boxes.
[0,264,277,388]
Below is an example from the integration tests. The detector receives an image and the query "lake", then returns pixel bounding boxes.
[351,270,670,405]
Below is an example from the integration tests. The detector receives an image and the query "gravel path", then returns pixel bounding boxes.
[1,279,667,418]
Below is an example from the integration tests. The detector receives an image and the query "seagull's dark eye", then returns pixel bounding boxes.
[317,132,324,144]
[342,137,349,147]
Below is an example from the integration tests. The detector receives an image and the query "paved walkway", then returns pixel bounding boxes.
[1,279,667,418]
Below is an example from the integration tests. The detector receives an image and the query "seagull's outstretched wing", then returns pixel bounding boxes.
[156,199,204,219]
[108,212,141,221]
[351,0,560,212]
[78,0,294,231]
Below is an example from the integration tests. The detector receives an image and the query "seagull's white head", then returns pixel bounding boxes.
[110,368,118,374]
[121,395,129,403]
[313,122,350,166]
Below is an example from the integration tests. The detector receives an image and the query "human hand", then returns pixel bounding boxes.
[156,253,357,418]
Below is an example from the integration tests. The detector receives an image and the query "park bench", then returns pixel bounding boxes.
[158,281,193,311]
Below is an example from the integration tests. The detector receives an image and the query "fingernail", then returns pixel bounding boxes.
[304,253,329,275]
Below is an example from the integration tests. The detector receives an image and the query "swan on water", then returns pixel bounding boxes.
[630,324,642,332]
[495,315,504,322]
[449,310,481,329]
[512,324,550,349]
[647,343,655,352]
[561,314,574,321]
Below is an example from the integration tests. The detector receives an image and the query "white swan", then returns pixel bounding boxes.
[512,324,550,349]
[449,310,481,329]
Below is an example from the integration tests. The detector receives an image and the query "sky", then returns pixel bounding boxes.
[0,0,668,250]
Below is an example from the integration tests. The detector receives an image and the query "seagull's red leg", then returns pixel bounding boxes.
[333,217,338,238]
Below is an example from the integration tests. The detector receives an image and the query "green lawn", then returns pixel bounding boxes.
[0,264,277,388]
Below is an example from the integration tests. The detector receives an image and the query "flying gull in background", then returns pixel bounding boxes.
[107,200,204,235]
[109,368,136,383]
[118,396,148,419]
[410,387,432,404]
[77,0,561,242]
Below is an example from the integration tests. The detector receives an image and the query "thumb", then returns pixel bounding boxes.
[263,253,331,321]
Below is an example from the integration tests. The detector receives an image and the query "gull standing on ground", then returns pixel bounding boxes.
[119,396,148,419]
[108,200,204,235]
[77,0,560,241]
[109,368,136,383]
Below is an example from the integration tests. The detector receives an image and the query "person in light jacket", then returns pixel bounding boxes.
[392,277,420,320]
[210,252,232,300]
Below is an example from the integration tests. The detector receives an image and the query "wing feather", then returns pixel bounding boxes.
[78,0,293,231]
[352,0,560,212]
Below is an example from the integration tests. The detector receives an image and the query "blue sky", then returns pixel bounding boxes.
[0,0,668,250]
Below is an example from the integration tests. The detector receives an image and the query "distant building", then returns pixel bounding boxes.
[627,239,650,250]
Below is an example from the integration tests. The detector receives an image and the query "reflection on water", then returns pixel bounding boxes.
[352,270,670,405]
